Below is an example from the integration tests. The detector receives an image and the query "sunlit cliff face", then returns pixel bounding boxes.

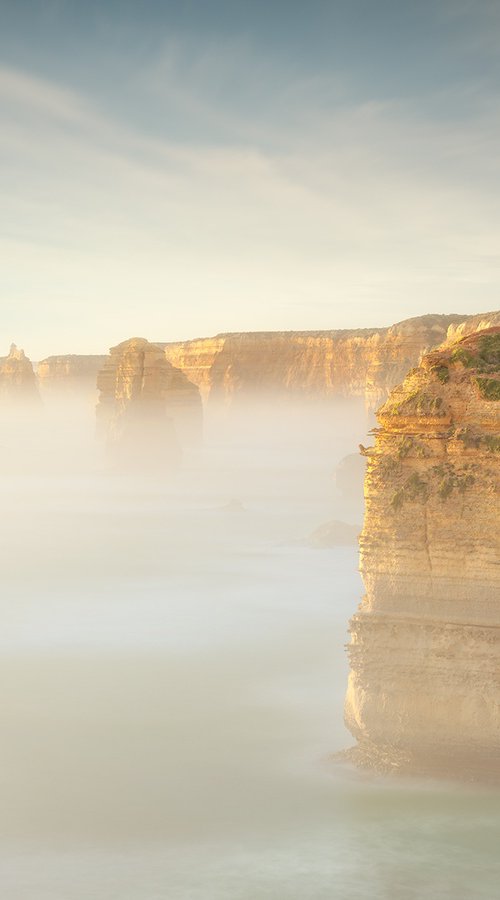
[345,327,500,778]
[161,313,500,413]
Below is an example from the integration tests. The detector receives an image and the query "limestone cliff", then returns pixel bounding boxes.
[162,314,492,411]
[31,311,500,412]
[0,344,40,404]
[37,355,107,401]
[344,327,500,778]
[96,337,202,469]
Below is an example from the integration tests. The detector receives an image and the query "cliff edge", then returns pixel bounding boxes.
[162,312,500,412]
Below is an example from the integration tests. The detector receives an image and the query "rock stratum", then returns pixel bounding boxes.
[344,326,500,779]
[0,344,39,404]
[96,337,202,469]
[162,312,500,411]
[30,311,500,414]
[37,355,107,400]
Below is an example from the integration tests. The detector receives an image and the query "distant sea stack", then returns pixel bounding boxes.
[96,337,202,470]
[0,344,40,405]
[344,326,500,779]
[162,313,500,411]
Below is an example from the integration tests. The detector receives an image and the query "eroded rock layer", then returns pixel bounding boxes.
[344,327,500,778]
[0,344,39,404]
[162,313,500,411]
[37,355,107,400]
[96,338,202,469]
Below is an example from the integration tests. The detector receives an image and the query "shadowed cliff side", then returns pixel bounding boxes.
[96,338,202,471]
[344,327,500,779]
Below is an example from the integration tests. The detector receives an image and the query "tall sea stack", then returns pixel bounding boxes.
[96,337,202,470]
[0,344,40,405]
[345,326,500,778]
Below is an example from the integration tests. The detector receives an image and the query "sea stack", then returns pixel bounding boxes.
[0,344,40,404]
[96,337,202,470]
[344,326,500,778]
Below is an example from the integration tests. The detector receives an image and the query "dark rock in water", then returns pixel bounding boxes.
[219,499,245,512]
[307,519,360,548]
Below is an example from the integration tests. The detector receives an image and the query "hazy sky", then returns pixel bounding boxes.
[2,0,500,356]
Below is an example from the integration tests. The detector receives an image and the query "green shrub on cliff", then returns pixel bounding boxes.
[475,377,500,401]
[478,331,500,366]
[450,332,500,376]
[431,364,450,384]
[390,473,429,510]
[485,435,500,452]
[432,464,476,499]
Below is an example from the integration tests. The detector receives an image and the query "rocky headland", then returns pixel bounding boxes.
[344,326,500,779]
[96,337,202,469]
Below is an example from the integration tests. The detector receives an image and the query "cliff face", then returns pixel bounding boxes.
[37,355,107,400]
[0,344,40,404]
[344,327,500,778]
[161,314,498,411]
[30,311,500,412]
[96,337,202,469]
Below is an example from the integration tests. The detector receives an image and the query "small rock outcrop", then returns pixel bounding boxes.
[96,337,202,470]
[344,327,500,778]
[307,520,360,548]
[0,344,39,404]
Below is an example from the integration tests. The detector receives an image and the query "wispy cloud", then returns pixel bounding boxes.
[1,50,499,356]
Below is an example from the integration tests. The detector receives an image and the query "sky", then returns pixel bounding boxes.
[1,0,500,357]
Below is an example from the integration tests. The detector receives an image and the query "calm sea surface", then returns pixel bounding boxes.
[0,408,498,899]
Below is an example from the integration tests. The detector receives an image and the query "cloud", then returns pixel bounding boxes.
[1,57,499,356]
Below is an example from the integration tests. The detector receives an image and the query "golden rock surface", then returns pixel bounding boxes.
[344,326,500,778]
[162,312,500,411]
[37,355,107,399]
[0,344,39,404]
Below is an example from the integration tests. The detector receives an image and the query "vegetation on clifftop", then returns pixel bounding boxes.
[475,377,500,401]
[449,331,500,382]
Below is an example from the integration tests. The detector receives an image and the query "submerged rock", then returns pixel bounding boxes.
[307,520,360,548]
[344,325,500,779]
[219,499,245,512]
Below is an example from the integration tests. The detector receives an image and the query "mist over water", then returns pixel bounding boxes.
[1,395,499,899]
